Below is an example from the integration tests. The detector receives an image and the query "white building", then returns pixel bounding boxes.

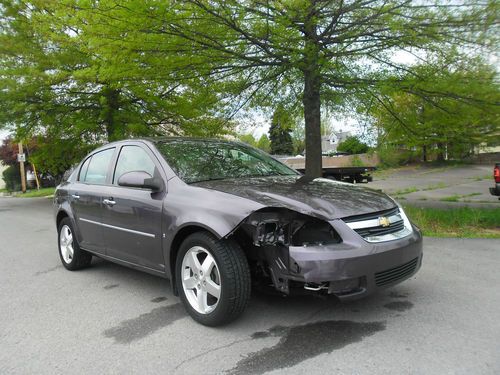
[0,162,7,190]
[321,129,352,153]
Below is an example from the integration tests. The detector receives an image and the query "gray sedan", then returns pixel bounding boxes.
[54,138,422,326]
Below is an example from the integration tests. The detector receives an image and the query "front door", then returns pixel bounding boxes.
[100,144,165,271]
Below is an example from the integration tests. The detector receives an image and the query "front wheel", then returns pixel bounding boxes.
[175,232,251,326]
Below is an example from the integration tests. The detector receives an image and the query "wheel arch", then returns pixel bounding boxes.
[168,224,221,296]
[56,209,70,229]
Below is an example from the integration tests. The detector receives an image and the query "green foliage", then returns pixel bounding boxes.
[337,136,369,155]
[2,165,21,192]
[0,1,497,176]
[290,121,305,155]
[0,0,232,164]
[377,146,416,168]
[29,137,95,178]
[238,134,257,147]
[371,56,500,160]
[256,134,271,153]
[269,105,294,155]
[350,155,365,167]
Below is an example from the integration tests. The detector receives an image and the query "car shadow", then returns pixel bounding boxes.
[88,257,417,373]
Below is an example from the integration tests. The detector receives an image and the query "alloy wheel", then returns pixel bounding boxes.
[59,224,74,264]
[181,246,221,314]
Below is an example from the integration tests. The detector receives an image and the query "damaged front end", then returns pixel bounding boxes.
[226,206,423,300]
[228,208,355,296]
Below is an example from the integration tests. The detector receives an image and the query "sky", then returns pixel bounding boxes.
[0,130,10,142]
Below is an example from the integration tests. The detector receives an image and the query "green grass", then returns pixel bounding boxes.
[0,188,8,193]
[394,186,419,195]
[16,187,56,198]
[422,182,448,191]
[404,205,500,238]
[439,192,482,202]
[471,174,492,181]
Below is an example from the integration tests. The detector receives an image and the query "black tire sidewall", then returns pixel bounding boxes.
[175,232,245,326]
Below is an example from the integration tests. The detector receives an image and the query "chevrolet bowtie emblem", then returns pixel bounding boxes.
[378,216,391,227]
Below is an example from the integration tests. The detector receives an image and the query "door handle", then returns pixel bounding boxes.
[103,198,116,206]
[71,194,80,200]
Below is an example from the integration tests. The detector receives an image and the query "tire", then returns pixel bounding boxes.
[58,217,92,270]
[175,231,251,326]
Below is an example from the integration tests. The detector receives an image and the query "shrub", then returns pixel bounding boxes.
[377,146,415,168]
[2,165,21,192]
[337,136,369,154]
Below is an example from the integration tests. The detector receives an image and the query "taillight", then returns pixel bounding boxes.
[494,165,500,183]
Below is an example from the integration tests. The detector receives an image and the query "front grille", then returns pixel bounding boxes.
[375,257,419,286]
[355,220,405,238]
[343,207,399,223]
[343,206,407,241]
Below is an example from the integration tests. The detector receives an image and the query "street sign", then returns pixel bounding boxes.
[17,153,26,162]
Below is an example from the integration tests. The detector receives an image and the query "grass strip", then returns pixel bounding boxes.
[403,205,500,239]
[15,187,56,198]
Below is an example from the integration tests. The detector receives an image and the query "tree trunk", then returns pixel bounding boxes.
[436,142,445,162]
[302,2,322,178]
[102,87,121,142]
[422,145,427,162]
[303,70,322,177]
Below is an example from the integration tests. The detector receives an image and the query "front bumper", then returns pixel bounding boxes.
[275,219,423,299]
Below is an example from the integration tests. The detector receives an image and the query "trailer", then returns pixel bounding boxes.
[295,166,375,183]
[281,156,376,183]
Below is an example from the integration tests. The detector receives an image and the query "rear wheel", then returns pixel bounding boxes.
[58,217,92,270]
[175,232,251,326]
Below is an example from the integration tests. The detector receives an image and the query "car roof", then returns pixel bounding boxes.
[96,136,246,150]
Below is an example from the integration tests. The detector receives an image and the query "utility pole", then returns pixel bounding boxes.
[18,142,26,193]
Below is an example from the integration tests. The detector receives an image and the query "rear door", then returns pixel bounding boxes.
[99,143,165,271]
[70,147,116,254]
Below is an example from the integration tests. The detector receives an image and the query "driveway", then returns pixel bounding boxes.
[370,164,499,207]
[0,197,499,374]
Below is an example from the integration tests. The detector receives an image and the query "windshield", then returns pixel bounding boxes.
[156,140,299,184]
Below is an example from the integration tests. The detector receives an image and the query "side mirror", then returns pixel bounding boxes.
[118,171,163,192]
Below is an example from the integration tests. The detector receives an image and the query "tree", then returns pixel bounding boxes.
[74,0,496,176]
[0,138,18,166]
[370,57,500,160]
[1,1,496,176]
[239,133,257,147]
[269,105,293,155]
[0,0,233,169]
[337,136,369,155]
[256,134,271,152]
[290,121,305,155]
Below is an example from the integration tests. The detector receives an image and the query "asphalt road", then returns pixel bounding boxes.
[370,164,499,207]
[1,197,499,374]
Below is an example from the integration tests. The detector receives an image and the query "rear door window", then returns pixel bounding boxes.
[82,148,115,184]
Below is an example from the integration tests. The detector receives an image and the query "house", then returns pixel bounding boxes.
[321,129,352,153]
[0,162,7,190]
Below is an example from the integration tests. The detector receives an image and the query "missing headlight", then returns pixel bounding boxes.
[243,208,341,247]
[291,219,341,246]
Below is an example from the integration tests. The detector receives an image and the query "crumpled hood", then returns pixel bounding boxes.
[192,175,396,220]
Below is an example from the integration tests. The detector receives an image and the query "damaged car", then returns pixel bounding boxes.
[53,138,423,326]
